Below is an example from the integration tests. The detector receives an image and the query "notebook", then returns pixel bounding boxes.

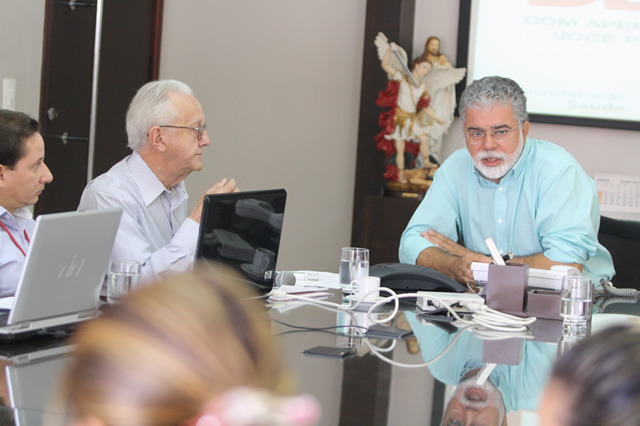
[0,208,122,338]
[196,189,287,292]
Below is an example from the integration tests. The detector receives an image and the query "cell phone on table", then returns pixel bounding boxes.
[303,345,356,358]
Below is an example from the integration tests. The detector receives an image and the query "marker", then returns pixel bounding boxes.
[484,238,505,265]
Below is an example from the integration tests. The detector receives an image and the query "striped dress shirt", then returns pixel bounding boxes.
[78,151,198,284]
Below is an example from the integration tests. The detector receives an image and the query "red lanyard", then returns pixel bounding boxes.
[0,221,30,257]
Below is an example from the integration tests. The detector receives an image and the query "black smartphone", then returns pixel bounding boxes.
[303,345,356,358]
[365,324,414,339]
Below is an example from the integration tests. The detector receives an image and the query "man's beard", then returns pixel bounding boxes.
[472,132,525,180]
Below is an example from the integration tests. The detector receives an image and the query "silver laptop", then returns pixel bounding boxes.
[2,342,75,425]
[0,208,122,338]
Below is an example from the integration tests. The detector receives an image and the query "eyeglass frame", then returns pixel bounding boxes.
[464,125,521,145]
[158,123,207,141]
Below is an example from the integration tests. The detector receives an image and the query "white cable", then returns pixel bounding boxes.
[360,325,474,368]
[269,287,538,369]
[270,288,537,334]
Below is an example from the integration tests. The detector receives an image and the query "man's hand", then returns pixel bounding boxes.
[449,252,492,284]
[189,178,238,223]
[417,230,491,284]
[421,230,470,257]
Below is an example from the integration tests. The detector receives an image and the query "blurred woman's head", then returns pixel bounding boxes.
[540,325,640,426]
[62,264,293,425]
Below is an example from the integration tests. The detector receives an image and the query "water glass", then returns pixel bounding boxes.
[560,275,593,332]
[339,247,369,293]
[107,259,141,304]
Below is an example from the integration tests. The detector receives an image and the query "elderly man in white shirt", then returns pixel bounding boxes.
[78,80,237,284]
[0,110,53,295]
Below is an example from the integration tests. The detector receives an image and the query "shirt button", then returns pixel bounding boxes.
[499,249,504,254]
[498,218,503,224]
[498,187,504,192]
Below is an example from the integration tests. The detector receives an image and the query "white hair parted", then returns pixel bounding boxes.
[458,76,528,125]
[125,80,193,151]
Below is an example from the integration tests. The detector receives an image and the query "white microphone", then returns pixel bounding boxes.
[274,271,296,288]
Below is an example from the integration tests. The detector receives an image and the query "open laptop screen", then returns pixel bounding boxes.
[196,189,287,292]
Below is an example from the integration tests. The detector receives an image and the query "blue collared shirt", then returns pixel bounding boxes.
[78,151,198,285]
[406,311,556,413]
[399,138,615,284]
[0,207,35,295]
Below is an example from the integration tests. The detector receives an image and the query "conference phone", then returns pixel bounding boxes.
[368,263,466,293]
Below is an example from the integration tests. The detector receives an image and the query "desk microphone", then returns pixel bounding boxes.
[274,271,296,287]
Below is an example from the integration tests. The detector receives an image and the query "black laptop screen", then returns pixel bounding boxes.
[196,189,287,291]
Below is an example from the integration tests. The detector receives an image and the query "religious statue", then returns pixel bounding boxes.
[374,33,465,192]
[418,36,466,162]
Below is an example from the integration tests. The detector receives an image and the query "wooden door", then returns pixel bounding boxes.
[36,0,162,215]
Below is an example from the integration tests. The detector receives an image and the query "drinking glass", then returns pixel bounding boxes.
[107,259,141,304]
[339,248,369,293]
[560,275,593,332]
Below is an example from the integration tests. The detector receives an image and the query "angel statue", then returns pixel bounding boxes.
[374,33,465,187]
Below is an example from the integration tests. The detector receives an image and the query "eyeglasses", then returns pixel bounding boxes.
[158,123,207,141]
[465,127,519,145]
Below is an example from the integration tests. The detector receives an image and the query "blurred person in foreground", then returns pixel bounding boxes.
[540,325,640,426]
[60,264,320,426]
[78,80,238,285]
[0,109,53,294]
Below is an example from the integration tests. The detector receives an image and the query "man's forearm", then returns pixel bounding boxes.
[416,246,491,284]
[416,246,458,277]
[511,252,583,272]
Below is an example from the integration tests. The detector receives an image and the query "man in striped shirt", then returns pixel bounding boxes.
[78,80,237,284]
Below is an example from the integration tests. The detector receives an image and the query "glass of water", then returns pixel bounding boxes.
[339,247,369,293]
[560,275,593,333]
[107,259,141,304]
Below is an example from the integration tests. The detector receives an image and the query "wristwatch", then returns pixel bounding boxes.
[502,252,514,263]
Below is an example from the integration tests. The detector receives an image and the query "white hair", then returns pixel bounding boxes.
[459,76,528,125]
[125,80,193,151]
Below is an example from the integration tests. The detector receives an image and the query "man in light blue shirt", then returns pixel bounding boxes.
[406,312,556,419]
[0,110,53,294]
[399,76,614,286]
[78,80,237,284]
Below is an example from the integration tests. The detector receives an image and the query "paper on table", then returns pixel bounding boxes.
[269,284,332,301]
[293,271,341,290]
[278,285,328,294]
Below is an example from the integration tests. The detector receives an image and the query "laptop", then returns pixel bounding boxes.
[0,341,74,424]
[0,208,122,338]
[196,189,287,292]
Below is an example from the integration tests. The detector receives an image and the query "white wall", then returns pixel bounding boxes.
[0,0,45,117]
[160,0,366,272]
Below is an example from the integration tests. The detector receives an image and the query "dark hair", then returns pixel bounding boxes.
[411,55,432,71]
[424,36,440,53]
[551,325,640,425]
[0,109,40,168]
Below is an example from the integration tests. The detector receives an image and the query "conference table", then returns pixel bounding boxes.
[1,272,639,426]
